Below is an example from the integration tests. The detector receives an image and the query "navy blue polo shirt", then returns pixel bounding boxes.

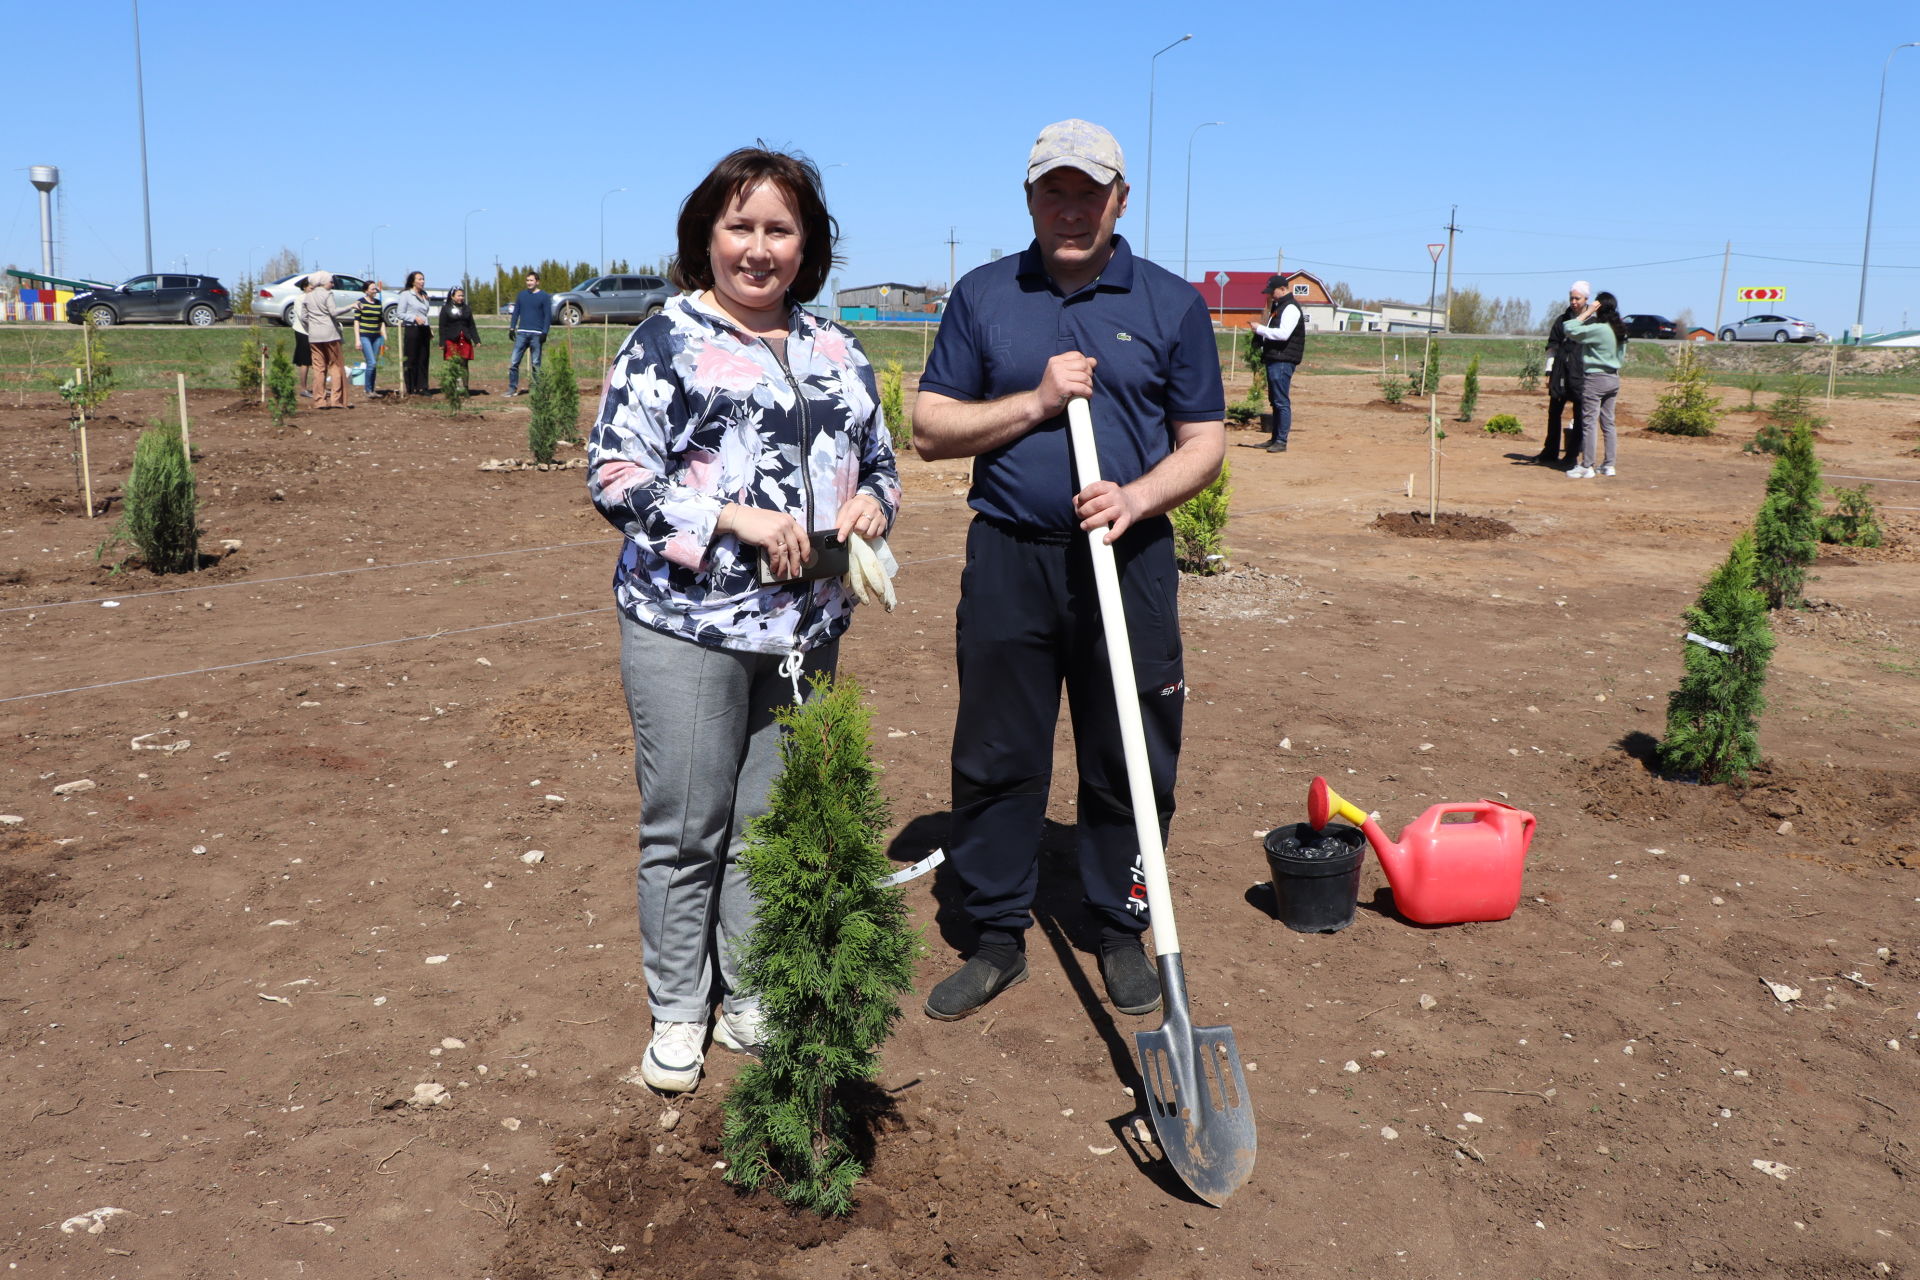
[921,235,1224,531]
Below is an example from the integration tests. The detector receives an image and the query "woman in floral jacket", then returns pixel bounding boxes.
[587,147,900,1094]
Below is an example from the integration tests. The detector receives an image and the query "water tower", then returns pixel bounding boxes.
[30,166,60,277]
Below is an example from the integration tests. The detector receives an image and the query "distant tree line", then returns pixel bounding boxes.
[1324,279,1538,335]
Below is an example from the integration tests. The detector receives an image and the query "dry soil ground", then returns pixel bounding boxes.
[2,369,1918,1280]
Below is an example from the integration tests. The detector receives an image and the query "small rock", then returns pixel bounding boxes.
[52,779,97,797]
[520,850,546,864]
[1764,980,1802,1004]
[0,815,23,826]
[441,1037,465,1050]
[1876,947,1891,961]
[1418,743,1435,753]
[1594,693,1607,702]
[1088,1144,1117,1155]
[1342,1060,1361,1074]
[1278,737,1291,750]
[1463,1113,1483,1124]
[1678,874,1691,884]
[1888,1040,1903,1052]
[1418,993,1439,1011]
[1608,919,1626,933]
[1380,1126,1399,1140]
[220,538,243,552]
[1711,896,1726,905]
[659,1108,681,1131]
[1776,820,1793,836]
[409,1083,450,1108]
[501,1117,521,1131]
[59,1207,129,1235]
[1750,1159,1792,1181]
[425,955,449,965]
[475,657,492,666]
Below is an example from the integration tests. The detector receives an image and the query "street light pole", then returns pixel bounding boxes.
[1182,121,1224,282]
[463,208,486,293]
[302,235,320,270]
[599,189,626,276]
[130,0,154,272]
[1853,41,1919,342]
[370,224,389,282]
[1143,33,1192,264]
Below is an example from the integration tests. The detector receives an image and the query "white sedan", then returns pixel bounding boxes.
[1719,314,1818,344]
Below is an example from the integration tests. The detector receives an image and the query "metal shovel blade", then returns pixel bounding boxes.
[1133,954,1257,1206]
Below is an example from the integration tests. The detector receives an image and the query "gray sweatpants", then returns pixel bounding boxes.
[1579,369,1620,468]
[618,614,838,1024]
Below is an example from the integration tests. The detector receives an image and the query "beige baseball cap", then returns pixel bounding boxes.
[1027,119,1126,185]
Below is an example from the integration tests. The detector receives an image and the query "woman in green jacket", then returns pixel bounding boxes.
[1561,291,1626,479]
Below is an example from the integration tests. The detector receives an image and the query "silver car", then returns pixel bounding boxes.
[255,271,374,326]
[551,274,676,326]
[1719,314,1818,344]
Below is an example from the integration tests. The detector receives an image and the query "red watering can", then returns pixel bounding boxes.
[1307,776,1536,925]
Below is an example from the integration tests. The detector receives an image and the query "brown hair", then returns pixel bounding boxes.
[670,145,840,303]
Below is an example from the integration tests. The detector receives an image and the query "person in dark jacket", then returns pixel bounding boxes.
[506,272,552,396]
[1535,280,1589,467]
[439,287,479,363]
[1249,274,1305,452]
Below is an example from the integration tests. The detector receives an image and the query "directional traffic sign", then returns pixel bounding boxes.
[1737,286,1785,302]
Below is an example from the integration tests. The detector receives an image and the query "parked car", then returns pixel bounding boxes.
[65,274,231,327]
[1719,314,1819,344]
[256,271,374,326]
[550,274,676,326]
[1623,314,1676,340]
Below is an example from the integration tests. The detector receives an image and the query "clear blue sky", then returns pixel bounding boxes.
[7,1,1920,333]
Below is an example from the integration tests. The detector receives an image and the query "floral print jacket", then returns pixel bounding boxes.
[587,294,901,655]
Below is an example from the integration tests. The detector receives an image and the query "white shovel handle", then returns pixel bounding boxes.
[1066,397,1180,958]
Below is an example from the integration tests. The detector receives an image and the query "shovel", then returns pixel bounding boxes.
[1066,397,1256,1206]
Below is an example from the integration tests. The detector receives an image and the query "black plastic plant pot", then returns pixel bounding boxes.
[1263,822,1367,934]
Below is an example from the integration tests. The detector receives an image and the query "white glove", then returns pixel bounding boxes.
[844,533,898,612]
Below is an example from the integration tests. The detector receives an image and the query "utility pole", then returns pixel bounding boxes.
[1442,205,1460,333]
[1714,240,1731,337]
[946,227,960,295]
[131,0,154,272]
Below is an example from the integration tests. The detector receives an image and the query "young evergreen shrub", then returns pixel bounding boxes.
[1380,374,1407,405]
[118,421,199,574]
[722,675,918,1216]
[1455,353,1482,421]
[879,360,909,450]
[1645,346,1722,436]
[64,319,115,404]
[527,340,579,461]
[1171,457,1231,574]
[234,337,262,394]
[1749,377,1825,455]
[1738,373,1766,411]
[1658,532,1773,783]
[1518,347,1543,393]
[1412,344,1442,396]
[1751,422,1822,609]
[441,355,470,413]
[267,340,298,426]
[1483,413,1523,435]
[1819,483,1884,548]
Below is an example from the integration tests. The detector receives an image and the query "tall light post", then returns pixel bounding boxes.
[204,248,219,278]
[1181,121,1224,282]
[302,235,321,270]
[131,0,154,272]
[369,224,389,282]
[1853,41,1919,342]
[463,208,486,292]
[598,189,626,275]
[1143,33,1193,263]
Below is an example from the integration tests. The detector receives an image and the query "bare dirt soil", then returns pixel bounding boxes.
[3,371,1918,1279]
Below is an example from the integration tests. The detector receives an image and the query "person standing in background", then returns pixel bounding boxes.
[397,271,432,396]
[292,278,315,398]
[1562,290,1627,479]
[300,271,355,410]
[439,286,479,363]
[1248,274,1305,453]
[354,280,387,397]
[506,272,552,397]
[1534,280,1589,467]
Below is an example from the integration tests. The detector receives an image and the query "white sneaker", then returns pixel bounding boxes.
[1600,464,1616,476]
[1566,465,1593,479]
[713,1006,769,1057]
[641,1020,706,1092]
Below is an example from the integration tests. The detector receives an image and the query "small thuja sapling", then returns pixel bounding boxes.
[1646,346,1722,437]
[1455,353,1482,421]
[722,675,918,1216]
[1482,413,1524,436]
[1171,457,1231,574]
[1819,483,1883,548]
[1380,373,1408,405]
[233,335,263,394]
[528,339,579,462]
[441,354,471,414]
[1746,376,1823,455]
[1518,346,1543,393]
[1738,373,1767,411]
[1658,531,1774,783]
[266,340,299,426]
[112,412,200,574]
[879,359,909,450]
[1751,421,1822,609]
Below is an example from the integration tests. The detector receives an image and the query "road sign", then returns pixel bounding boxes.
[1213,271,1230,286]
[879,285,891,298]
[1427,243,1445,263]
[1737,286,1785,302]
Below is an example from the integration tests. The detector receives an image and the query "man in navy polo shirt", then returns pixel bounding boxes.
[912,118,1226,1023]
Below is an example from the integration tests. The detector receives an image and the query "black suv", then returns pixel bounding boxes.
[550,274,676,326]
[1622,314,1676,340]
[66,274,232,327]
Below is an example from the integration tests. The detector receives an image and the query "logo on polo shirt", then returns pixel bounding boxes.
[1116,331,1133,341]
